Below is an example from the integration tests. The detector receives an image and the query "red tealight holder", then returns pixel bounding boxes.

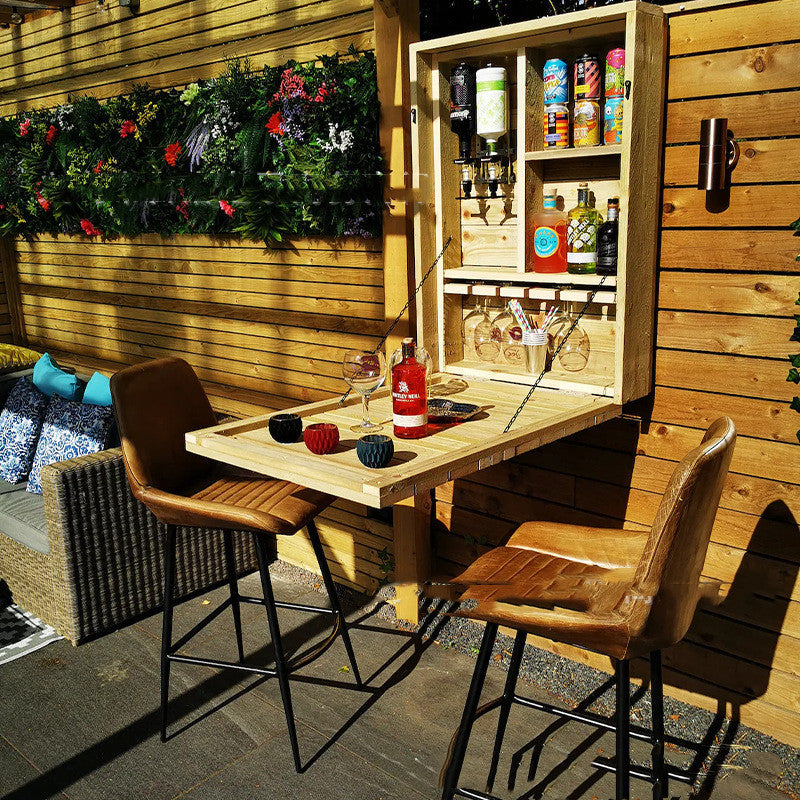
[303,422,339,455]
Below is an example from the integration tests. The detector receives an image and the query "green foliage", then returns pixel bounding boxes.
[0,52,381,245]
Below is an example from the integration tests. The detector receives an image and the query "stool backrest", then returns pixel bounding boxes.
[631,417,736,649]
[111,357,217,495]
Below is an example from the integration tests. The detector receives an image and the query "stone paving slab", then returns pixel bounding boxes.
[0,570,793,800]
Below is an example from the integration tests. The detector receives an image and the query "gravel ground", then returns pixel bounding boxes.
[270,560,800,799]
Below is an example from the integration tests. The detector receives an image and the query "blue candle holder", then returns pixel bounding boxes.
[356,434,394,469]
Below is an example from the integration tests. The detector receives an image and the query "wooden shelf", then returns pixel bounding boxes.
[525,144,623,161]
[443,267,617,287]
[444,360,615,397]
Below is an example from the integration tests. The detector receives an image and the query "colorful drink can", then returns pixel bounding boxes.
[574,99,600,147]
[543,103,569,149]
[605,48,625,97]
[604,97,624,144]
[543,58,568,104]
[574,54,601,100]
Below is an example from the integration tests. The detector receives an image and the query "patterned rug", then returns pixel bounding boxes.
[0,602,62,665]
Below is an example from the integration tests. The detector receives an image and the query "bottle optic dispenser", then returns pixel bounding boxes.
[476,64,508,156]
[450,63,477,198]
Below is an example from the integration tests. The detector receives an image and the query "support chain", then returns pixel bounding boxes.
[504,274,609,433]
[339,235,453,405]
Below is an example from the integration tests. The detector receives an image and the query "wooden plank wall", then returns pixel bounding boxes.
[434,0,800,747]
[0,0,394,595]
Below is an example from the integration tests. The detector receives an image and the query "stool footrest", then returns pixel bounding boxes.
[591,756,693,785]
[513,693,653,743]
[453,787,502,800]
[168,652,278,677]
[239,595,337,615]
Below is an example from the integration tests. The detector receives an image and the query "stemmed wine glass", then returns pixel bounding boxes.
[342,350,386,433]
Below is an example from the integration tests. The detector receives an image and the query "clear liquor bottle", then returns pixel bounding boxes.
[566,182,602,275]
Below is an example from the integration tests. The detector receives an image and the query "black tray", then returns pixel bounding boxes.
[427,398,481,423]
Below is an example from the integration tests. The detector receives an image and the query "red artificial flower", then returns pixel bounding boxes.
[93,161,105,174]
[272,68,308,101]
[176,200,189,221]
[265,111,284,136]
[80,218,103,237]
[45,125,58,145]
[218,200,235,217]
[19,118,31,137]
[164,141,182,166]
[120,120,136,138]
[314,82,334,103]
[36,193,51,212]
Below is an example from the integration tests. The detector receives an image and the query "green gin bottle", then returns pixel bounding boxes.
[566,182,602,274]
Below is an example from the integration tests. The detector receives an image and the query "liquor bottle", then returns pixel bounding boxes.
[597,198,619,275]
[391,337,428,439]
[476,64,508,158]
[529,191,567,273]
[566,182,602,274]
[450,63,477,163]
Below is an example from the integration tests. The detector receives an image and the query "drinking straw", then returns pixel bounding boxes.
[508,299,533,335]
[542,305,560,330]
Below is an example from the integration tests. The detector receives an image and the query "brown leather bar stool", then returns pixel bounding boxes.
[111,357,361,772]
[441,417,736,800]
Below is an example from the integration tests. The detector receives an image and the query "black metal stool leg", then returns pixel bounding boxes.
[307,519,362,687]
[223,531,245,663]
[442,622,499,800]
[486,629,526,793]
[253,533,302,773]
[616,658,631,800]
[650,651,668,800]
[160,523,177,742]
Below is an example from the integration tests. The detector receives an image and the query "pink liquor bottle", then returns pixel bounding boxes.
[391,337,428,439]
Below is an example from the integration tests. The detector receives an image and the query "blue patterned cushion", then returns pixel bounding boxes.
[0,378,49,483]
[26,395,114,495]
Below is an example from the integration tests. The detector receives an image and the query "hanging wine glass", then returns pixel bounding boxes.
[492,299,525,367]
[550,303,591,372]
[462,297,489,361]
[474,313,501,363]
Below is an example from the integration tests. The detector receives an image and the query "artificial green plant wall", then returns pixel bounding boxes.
[0,52,381,244]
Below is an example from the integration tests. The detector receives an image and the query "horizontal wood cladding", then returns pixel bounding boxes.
[434,0,800,748]
[0,0,375,113]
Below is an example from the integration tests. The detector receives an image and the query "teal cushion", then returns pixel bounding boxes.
[32,354,83,401]
[83,372,112,406]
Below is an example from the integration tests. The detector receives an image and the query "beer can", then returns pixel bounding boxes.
[604,96,624,144]
[543,103,569,149]
[543,58,568,104]
[574,54,601,100]
[605,48,625,97]
[574,99,600,147]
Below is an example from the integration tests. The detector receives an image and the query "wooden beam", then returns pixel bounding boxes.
[375,0,399,17]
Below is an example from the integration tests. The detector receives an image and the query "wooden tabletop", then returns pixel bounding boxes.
[185,377,619,509]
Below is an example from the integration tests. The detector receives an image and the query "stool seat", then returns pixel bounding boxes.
[138,471,333,535]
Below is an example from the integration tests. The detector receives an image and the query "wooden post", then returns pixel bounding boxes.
[0,237,26,345]
[375,0,425,623]
[392,491,432,624]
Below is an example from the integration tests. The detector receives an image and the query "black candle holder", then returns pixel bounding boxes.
[268,413,302,444]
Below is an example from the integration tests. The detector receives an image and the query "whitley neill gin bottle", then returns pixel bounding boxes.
[391,337,428,439]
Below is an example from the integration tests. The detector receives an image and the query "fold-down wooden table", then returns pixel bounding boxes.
[187,378,619,623]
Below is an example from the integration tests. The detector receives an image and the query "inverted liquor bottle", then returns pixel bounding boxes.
[566,182,602,274]
[391,337,428,439]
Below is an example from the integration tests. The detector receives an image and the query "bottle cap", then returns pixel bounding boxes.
[543,193,557,209]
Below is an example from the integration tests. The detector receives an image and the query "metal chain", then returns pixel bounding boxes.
[503,274,609,433]
[339,235,453,405]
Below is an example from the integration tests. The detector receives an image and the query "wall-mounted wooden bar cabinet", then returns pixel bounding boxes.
[410,2,667,405]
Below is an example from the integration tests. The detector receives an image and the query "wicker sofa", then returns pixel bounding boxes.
[0,370,258,644]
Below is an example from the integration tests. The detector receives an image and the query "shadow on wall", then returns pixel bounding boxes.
[632,500,800,797]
